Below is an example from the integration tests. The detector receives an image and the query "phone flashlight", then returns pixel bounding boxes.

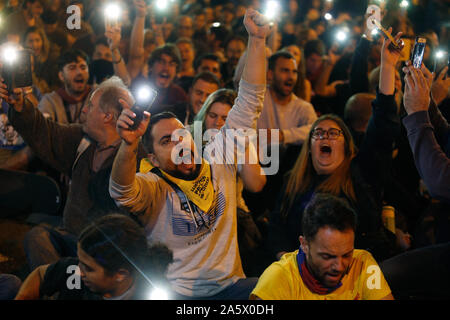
[2,46,18,65]
[129,85,158,130]
[411,37,426,69]
[400,1,409,8]
[324,13,333,21]
[155,0,169,11]
[336,30,348,42]
[263,0,280,21]
[104,3,122,28]
[433,50,449,76]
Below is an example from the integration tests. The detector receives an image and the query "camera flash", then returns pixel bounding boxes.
[212,22,221,27]
[371,29,378,36]
[324,13,333,21]
[400,1,409,8]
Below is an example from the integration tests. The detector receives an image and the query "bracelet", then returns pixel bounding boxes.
[112,55,122,64]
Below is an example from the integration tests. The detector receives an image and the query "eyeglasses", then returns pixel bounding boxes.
[311,128,344,140]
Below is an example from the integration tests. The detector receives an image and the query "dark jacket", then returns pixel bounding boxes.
[402,102,450,203]
[269,89,400,262]
[9,99,147,236]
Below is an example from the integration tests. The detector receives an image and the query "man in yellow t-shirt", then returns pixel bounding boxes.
[251,194,394,300]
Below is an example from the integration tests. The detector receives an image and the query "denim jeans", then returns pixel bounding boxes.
[0,274,22,300]
[24,225,78,271]
[171,277,259,300]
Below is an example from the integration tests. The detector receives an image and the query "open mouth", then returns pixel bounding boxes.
[320,145,332,155]
[74,78,85,85]
[158,73,170,80]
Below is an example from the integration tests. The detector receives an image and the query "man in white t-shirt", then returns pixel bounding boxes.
[109,8,270,299]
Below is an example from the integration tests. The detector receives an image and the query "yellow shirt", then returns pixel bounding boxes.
[251,249,392,300]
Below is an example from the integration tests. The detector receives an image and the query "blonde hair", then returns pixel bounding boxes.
[281,114,357,219]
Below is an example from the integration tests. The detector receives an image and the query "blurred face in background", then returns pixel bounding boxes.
[176,41,195,70]
[177,16,194,39]
[285,45,302,67]
[189,79,219,115]
[92,43,113,62]
[27,0,44,19]
[25,31,43,57]
[306,53,323,75]
[225,39,245,67]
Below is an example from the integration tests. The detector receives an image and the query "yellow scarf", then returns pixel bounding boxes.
[140,158,214,213]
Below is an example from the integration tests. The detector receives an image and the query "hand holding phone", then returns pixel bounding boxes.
[1,49,33,94]
[129,85,157,131]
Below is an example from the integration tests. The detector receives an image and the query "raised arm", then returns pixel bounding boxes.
[127,0,147,80]
[402,63,450,201]
[106,25,131,86]
[357,28,402,188]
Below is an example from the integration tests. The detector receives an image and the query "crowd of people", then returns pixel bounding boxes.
[0,0,449,300]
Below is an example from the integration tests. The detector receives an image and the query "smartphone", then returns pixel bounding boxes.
[129,86,157,130]
[434,51,449,77]
[411,37,426,69]
[1,50,33,93]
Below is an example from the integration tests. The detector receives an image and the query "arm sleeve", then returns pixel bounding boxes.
[251,263,294,300]
[40,258,78,297]
[428,101,450,147]
[356,88,400,189]
[361,252,392,300]
[8,98,83,176]
[281,102,317,145]
[350,37,371,94]
[402,111,450,201]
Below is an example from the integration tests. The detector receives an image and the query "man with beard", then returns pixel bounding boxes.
[1,76,147,270]
[109,8,269,299]
[38,50,92,124]
[251,194,394,300]
[221,36,246,88]
[258,51,317,150]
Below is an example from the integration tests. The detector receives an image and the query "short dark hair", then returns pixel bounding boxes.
[268,51,295,71]
[191,71,220,88]
[41,10,58,25]
[304,39,325,59]
[208,25,230,46]
[142,111,178,153]
[147,44,182,72]
[57,49,89,72]
[194,53,221,70]
[23,0,44,9]
[94,36,110,48]
[302,193,357,241]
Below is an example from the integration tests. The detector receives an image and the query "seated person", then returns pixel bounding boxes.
[15,214,173,300]
[251,193,394,300]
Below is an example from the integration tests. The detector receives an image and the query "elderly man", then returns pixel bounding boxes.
[1,76,146,270]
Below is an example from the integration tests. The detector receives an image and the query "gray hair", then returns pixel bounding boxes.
[94,76,134,120]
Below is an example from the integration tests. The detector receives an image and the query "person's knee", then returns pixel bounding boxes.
[0,274,22,300]
[24,226,52,250]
